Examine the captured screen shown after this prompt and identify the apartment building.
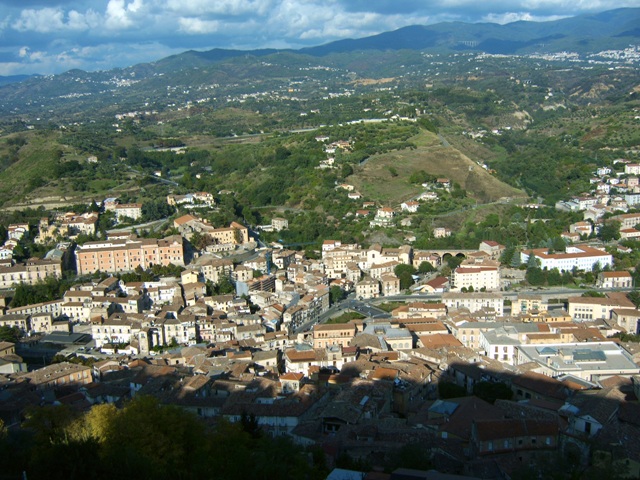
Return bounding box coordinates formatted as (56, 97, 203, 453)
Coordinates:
(520, 245, 612, 272)
(567, 292, 634, 321)
(0, 258, 62, 288)
(75, 235, 184, 274)
(452, 265, 500, 291)
(115, 203, 143, 221)
(596, 271, 633, 289)
(313, 322, 357, 348)
(443, 292, 504, 316)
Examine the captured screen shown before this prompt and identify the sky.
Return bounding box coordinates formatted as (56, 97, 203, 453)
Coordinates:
(0, 0, 639, 76)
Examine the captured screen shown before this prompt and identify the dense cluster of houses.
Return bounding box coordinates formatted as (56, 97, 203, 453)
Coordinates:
(556, 161, 640, 239)
(1, 174, 640, 476)
(2, 282, 640, 477)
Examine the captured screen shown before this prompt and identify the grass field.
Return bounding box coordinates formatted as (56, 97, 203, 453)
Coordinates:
(349, 130, 527, 205)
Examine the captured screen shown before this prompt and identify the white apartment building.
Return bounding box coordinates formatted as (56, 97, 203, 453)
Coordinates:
(452, 265, 500, 291)
(520, 245, 612, 272)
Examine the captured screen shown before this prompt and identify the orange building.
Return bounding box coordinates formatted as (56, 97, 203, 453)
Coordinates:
(75, 235, 184, 274)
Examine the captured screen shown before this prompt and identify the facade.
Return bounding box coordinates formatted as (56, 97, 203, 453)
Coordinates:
(520, 245, 613, 272)
(513, 294, 547, 315)
(0, 258, 62, 288)
(356, 277, 379, 299)
(612, 212, 640, 230)
(115, 203, 143, 221)
(611, 309, 640, 334)
(75, 235, 184, 274)
(452, 265, 500, 291)
(313, 322, 357, 349)
(443, 292, 504, 316)
(596, 271, 633, 289)
(568, 293, 634, 321)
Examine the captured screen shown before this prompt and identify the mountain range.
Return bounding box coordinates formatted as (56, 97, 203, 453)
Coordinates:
(0, 7, 638, 120)
(158, 7, 640, 66)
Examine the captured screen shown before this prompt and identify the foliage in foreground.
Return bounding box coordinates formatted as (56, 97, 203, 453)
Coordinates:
(2, 396, 327, 480)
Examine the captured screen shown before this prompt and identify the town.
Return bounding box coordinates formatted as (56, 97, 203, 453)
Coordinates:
(1, 151, 640, 478)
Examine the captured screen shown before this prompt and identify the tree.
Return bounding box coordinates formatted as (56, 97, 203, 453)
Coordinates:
(341, 163, 353, 178)
(330, 285, 346, 305)
(0, 326, 21, 342)
(500, 246, 516, 266)
(417, 261, 435, 274)
(546, 268, 562, 286)
(240, 411, 262, 439)
(394, 264, 416, 290)
(628, 290, 640, 308)
(526, 267, 546, 286)
(599, 220, 620, 242)
(216, 276, 236, 295)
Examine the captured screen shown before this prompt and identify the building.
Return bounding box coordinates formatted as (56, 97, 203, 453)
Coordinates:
(433, 227, 452, 238)
(115, 203, 143, 221)
(400, 201, 420, 213)
(380, 274, 401, 296)
(611, 309, 640, 334)
(452, 265, 500, 291)
(512, 294, 547, 315)
(20, 362, 92, 390)
(75, 235, 184, 275)
(596, 271, 633, 289)
(443, 292, 504, 316)
(520, 245, 612, 272)
(271, 217, 288, 231)
(313, 322, 357, 349)
(479, 240, 505, 259)
(568, 293, 634, 321)
(355, 277, 379, 299)
(515, 342, 640, 382)
(612, 212, 640, 230)
(61, 212, 99, 236)
(0, 258, 62, 288)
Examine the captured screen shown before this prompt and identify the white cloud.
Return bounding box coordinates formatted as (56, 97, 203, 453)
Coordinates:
(178, 17, 221, 35)
(165, 0, 274, 17)
(13, 7, 99, 33)
(13, 8, 66, 33)
(105, 0, 146, 30)
(482, 12, 569, 23)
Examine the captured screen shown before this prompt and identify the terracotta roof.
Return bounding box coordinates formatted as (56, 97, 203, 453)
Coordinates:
(474, 418, 558, 441)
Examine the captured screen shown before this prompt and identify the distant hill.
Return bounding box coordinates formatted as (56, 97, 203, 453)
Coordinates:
(299, 8, 640, 56)
(0, 74, 34, 87)
(0, 7, 638, 118)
